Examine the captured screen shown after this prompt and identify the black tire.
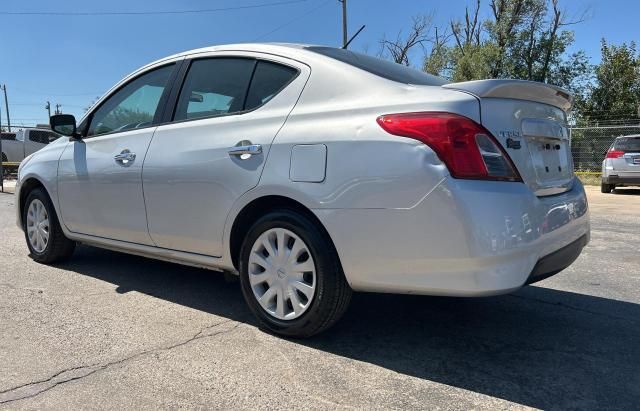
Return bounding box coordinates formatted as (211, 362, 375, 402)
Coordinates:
(1, 153, 7, 176)
(239, 209, 352, 338)
(23, 187, 76, 263)
(601, 182, 613, 193)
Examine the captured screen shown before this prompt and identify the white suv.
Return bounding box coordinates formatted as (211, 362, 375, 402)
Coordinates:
(601, 135, 640, 192)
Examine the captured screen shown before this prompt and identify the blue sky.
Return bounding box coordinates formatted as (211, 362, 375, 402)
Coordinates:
(1, 0, 637, 127)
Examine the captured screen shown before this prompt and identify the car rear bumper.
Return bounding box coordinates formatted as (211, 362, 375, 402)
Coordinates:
(602, 175, 640, 185)
(314, 177, 590, 296)
(525, 234, 588, 285)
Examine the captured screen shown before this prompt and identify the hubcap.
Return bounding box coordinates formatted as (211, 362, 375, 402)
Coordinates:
(26, 199, 49, 253)
(248, 228, 316, 320)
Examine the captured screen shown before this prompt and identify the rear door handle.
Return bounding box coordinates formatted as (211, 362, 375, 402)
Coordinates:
(228, 144, 262, 157)
(114, 149, 136, 165)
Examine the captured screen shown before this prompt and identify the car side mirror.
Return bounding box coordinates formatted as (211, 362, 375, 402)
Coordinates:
(50, 114, 79, 138)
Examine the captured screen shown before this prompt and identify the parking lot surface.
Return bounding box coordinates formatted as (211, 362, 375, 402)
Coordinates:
(1, 186, 639, 410)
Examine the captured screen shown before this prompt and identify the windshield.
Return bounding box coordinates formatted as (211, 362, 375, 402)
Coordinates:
(306, 46, 448, 86)
(614, 136, 640, 152)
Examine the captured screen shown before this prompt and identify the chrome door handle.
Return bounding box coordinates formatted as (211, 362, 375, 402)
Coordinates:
(114, 150, 136, 165)
(228, 144, 262, 157)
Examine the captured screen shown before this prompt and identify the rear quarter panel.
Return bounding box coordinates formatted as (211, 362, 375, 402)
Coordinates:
(256, 80, 481, 210)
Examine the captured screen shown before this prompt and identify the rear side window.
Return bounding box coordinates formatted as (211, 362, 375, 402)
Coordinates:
(174, 58, 256, 121)
(245, 61, 298, 110)
(614, 137, 640, 152)
(87, 64, 174, 137)
(1, 133, 16, 141)
(306, 46, 448, 86)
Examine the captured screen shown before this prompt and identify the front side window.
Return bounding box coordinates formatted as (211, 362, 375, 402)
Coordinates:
(87, 64, 174, 137)
(174, 58, 256, 121)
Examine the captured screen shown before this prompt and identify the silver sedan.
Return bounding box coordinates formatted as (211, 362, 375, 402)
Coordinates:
(15, 44, 590, 337)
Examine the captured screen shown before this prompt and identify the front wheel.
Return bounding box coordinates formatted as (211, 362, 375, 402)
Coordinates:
(23, 188, 76, 263)
(239, 209, 352, 338)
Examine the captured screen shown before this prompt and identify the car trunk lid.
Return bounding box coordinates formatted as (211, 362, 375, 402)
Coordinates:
(443, 79, 574, 196)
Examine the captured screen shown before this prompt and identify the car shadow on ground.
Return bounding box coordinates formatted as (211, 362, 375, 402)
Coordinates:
(612, 188, 640, 195)
(61, 245, 639, 409)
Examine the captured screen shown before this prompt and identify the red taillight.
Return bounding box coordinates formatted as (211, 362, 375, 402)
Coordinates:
(606, 150, 625, 159)
(376, 112, 522, 181)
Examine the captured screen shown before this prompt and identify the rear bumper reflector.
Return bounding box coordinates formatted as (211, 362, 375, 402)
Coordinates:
(525, 234, 588, 285)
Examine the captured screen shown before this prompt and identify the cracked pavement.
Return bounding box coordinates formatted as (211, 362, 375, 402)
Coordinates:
(1, 186, 639, 410)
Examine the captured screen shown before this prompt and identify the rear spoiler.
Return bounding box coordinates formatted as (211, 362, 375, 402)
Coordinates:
(442, 79, 572, 112)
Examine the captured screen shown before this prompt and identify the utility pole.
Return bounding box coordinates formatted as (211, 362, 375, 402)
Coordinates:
(55, 104, 62, 115)
(1, 85, 10, 131)
(45, 101, 51, 118)
(339, 0, 347, 48)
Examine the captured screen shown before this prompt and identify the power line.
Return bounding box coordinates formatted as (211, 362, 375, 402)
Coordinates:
(10, 87, 103, 97)
(12, 102, 85, 108)
(0, 0, 308, 16)
(255, 0, 331, 40)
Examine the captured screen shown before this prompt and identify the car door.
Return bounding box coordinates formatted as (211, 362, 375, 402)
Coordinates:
(143, 53, 309, 256)
(57, 63, 177, 244)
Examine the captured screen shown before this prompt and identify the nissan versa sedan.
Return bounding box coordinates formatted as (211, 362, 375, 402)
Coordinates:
(601, 134, 640, 192)
(15, 43, 590, 337)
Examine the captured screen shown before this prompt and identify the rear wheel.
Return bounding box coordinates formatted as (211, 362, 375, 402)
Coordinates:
(239, 209, 351, 338)
(23, 188, 75, 263)
(1, 153, 7, 176)
(601, 182, 613, 193)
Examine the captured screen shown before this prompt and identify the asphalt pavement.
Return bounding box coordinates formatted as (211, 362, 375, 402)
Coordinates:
(1, 186, 639, 410)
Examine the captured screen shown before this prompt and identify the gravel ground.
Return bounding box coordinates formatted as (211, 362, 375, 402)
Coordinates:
(0, 186, 639, 410)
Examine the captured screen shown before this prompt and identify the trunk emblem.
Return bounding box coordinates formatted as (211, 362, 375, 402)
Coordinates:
(506, 137, 521, 149)
(499, 130, 522, 139)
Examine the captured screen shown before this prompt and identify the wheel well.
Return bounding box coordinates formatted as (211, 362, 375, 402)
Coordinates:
(229, 195, 334, 270)
(18, 178, 46, 226)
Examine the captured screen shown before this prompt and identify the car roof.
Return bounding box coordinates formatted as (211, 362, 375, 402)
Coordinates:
(149, 43, 315, 67)
(616, 134, 640, 139)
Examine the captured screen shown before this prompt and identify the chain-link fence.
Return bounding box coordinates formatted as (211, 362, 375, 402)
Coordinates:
(570, 124, 640, 173)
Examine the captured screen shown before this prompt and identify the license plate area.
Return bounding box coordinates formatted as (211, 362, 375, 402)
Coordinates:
(632, 156, 640, 165)
(526, 137, 572, 183)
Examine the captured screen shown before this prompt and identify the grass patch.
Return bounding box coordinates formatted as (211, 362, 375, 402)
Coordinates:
(576, 172, 601, 186)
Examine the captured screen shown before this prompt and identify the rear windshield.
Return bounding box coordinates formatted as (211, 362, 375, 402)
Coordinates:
(1, 132, 16, 141)
(306, 46, 448, 86)
(614, 136, 640, 152)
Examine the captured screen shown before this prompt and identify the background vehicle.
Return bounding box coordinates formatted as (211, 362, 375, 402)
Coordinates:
(15, 44, 589, 338)
(1, 128, 60, 163)
(601, 134, 640, 192)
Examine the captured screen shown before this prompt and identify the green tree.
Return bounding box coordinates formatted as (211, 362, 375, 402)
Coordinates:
(585, 40, 640, 122)
(439, 0, 590, 84)
(378, 0, 604, 119)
